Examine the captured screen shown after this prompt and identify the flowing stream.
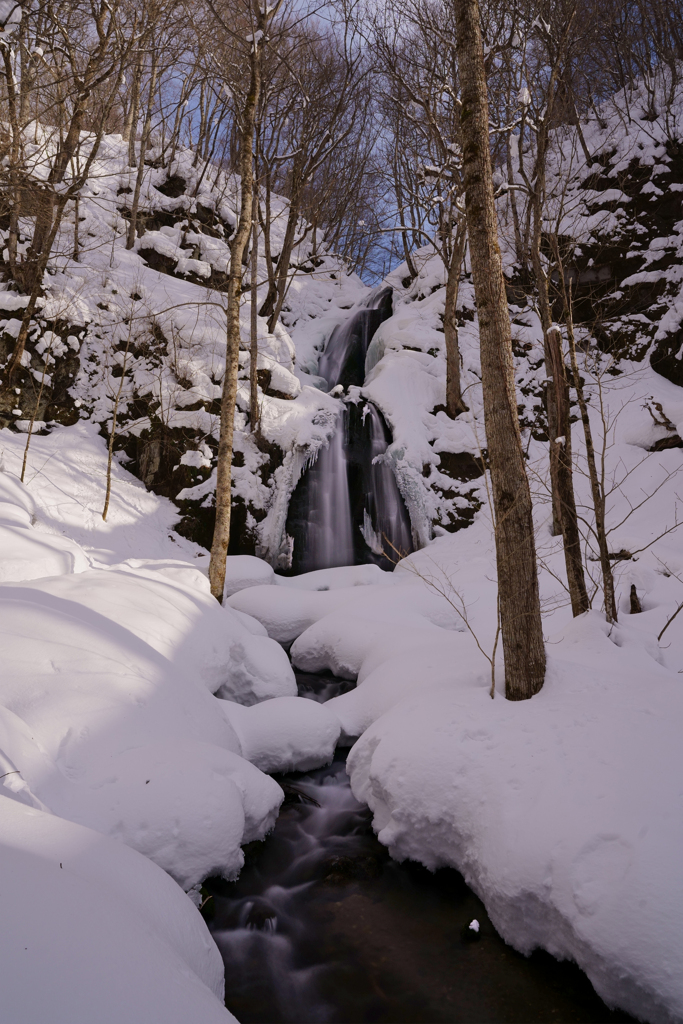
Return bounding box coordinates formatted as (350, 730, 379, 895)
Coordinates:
(204, 671, 634, 1024)
(286, 290, 413, 574)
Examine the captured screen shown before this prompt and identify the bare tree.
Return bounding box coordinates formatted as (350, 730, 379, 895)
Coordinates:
(205, 0, 281, 600)
(1, 1, 133, 379)
(454, 0, 546, 700)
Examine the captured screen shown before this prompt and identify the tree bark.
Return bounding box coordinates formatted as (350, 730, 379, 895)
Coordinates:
(564, 292, 617, 623)
(546, 325, 589, 616)
(250, 188, 260, 434)
(444, 224, 468, 417)
(454, 0, 546, 700)
(127, 51, 159, 250)
(209, 41, 262, 601)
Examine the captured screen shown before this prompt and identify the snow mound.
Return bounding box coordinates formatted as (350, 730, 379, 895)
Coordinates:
(0, 797, 234, 1024)
(0, 470, 91, 581)
(346, 612, 683, 1024)
(223, 553, 276, 598)
(276, 563, 394, 590)
(0, 568, 291, 885)
(221, 696, 341, 774)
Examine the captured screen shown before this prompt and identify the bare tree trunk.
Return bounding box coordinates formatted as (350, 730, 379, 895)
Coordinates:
(564, 289, 617, 623)
(261, 179, 301, 331)
(531, 200, 562, 536)
(546, 325, 589, 615)
(103, 332, 132, 520)
(127, 52, 159, 250)
(209, 45, 262, 601)
(444, 224, 468, 418)
(126, 55, 142, 165)
(250, 188, 260, 434)
(2, 44, 21, 281)
(455, 0, 545, 700)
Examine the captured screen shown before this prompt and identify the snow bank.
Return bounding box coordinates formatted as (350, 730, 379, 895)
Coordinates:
(0, 470, 91, 580)
(0, 562, 293, 885)
(223, 553, 276, 597)
(0, 458, 312, 1022)
(345, 611, 683, 1024)
(0, 797, 234, 1024)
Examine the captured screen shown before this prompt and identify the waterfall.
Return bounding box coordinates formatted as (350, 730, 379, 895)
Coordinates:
(286, 288, 413, 574)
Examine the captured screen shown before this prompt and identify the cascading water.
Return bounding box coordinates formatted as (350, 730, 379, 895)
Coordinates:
(286, 288, 414, 574)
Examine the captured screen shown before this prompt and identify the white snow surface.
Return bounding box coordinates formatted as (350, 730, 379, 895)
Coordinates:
(0, 797, 234, 1024)
(0, 433, 343, 1022)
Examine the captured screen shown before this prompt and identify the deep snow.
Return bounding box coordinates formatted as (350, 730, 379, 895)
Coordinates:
(0, 427, 341, 1021)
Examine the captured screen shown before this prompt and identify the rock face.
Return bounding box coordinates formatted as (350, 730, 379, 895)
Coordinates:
(548, 140, 683, 385)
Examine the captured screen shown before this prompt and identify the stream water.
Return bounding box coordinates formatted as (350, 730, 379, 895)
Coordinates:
(204, 672, 635, 1024)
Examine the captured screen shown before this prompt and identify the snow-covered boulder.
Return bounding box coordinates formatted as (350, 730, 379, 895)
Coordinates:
(0, 567, 290, 888)
(223, 553, 276, 598)
(221, 696, 341, 774)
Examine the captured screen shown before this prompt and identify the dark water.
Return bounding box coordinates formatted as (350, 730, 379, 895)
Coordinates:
(203, 672, 634, 1024)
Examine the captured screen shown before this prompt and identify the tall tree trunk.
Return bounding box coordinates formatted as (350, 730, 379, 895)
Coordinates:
(127, 55, 142, 165)
(209, 48, 262, 601)
(546, 325, 589, 616)
(454, 0, 546, 700)
(261, 182, 301, 331)
(531, 201, 565, 538)
(127, 52, 159, 250)
(444, 224, 468, 417)
(250, 188, 260, 434)
(563, 289, 617, 623)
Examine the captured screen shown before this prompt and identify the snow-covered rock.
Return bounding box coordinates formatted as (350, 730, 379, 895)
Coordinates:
(220, 696, 341, 774)
(223, 553, 276, 597)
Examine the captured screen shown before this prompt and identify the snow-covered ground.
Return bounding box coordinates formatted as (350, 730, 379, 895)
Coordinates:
(0, 425, 341, 1022)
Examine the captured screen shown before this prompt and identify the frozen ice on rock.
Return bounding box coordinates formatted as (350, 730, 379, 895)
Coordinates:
(220, 696, 341, 774)
(223, 553, 276, 598)
(0, 798, 235, 1024)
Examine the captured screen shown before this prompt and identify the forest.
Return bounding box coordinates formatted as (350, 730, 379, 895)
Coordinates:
(0, 0, 682, 1021)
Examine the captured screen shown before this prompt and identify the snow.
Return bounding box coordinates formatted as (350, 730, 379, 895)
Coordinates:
(221, 696, 341, 774)
(0, 449, 321, 1021)
(0, 798, 234, 1024)
(223, 553, 276, 597)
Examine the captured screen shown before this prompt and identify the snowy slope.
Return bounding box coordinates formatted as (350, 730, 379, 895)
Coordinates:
(0, 133, 367, 566)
